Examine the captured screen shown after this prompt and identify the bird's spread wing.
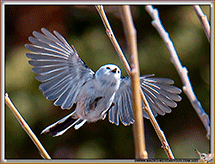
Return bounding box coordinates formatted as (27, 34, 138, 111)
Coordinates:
(109, 75, 182, 126)
(25, 28, 94, 109)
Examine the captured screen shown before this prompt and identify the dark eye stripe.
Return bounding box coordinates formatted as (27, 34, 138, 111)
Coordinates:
(106, 67, 110, 69)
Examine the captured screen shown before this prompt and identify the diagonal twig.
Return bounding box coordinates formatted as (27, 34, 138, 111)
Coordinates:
(5, 93, 51, 159)
(120, 5, 147, 159)
(96, 5, 175, 159)
(193, 5, 210, 43)
(95, 5, 131, 75)
(145, 5, 210, 140)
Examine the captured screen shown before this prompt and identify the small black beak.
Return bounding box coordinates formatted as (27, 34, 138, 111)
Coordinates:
(111, 68, 117, 73)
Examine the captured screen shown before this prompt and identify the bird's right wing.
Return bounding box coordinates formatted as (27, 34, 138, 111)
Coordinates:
(109, 75, 182, 126)
(25, 28, 95, 109)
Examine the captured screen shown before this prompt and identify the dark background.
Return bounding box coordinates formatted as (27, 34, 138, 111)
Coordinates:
(5, 5, 210, 159)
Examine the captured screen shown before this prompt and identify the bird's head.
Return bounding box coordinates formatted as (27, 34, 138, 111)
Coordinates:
(95, 64, 121, 83)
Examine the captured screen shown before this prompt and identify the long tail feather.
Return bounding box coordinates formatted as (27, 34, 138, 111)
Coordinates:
(41, 111, 85, 137)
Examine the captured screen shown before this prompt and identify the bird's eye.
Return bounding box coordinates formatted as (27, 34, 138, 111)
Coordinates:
(117, 70, 120, 73)
(106, 67, 110, 70)
(201, 154, 206, 158)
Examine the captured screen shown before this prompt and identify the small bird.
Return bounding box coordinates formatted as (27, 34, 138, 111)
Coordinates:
(195, 149, 214, 163)
(25, 28, 182, 137)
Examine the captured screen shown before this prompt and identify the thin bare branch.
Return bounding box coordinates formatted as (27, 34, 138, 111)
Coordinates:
(140, 91, 174, 159)
(5, 93, 51, 159)
(96, 5, 131, 75)
(193, 5, 210, 43)
(145, 5, 210, 139)
(96, 5, 175, 159)
(120, 5, 147, 159)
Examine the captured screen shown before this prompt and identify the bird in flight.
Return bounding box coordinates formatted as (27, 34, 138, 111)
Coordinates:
(25, 28, 181, 137)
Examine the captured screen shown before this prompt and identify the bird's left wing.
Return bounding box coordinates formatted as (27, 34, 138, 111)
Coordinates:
(25, 28, 95, 109)
(109, 75, 182, 126)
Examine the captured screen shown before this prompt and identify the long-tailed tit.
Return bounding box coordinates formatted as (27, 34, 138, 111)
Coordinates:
(25, 28, 181, 137)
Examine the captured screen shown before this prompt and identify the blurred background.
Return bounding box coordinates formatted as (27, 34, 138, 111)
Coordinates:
(5, 5, 210, 159)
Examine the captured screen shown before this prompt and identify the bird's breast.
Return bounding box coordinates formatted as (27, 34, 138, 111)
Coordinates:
(75, 79, 117, 122)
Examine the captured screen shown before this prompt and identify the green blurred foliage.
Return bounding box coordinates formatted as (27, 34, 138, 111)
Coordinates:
(5, 5, 210, 159)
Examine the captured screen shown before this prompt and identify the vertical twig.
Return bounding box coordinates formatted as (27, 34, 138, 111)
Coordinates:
(120, 5, 147, 159)
(96, 5, 175, 159)
(193, 5, 210, 43)
(145, 5, 210, 139)
(5, 93, 51, 159)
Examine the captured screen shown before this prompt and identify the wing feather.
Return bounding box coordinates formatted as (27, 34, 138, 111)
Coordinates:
(109, 75, 181, 125)
(26, 28, 94, 110)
